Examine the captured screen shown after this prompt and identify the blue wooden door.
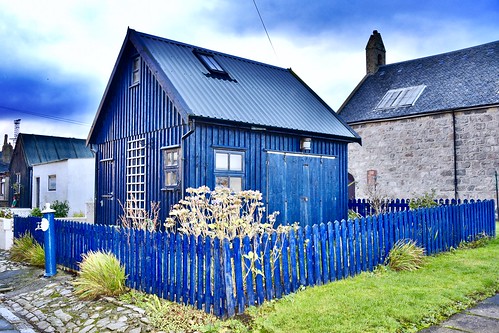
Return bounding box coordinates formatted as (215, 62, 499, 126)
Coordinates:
(266, 152, 339, 227)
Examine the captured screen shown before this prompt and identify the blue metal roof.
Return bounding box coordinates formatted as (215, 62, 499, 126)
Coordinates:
(338, 40, 499, 123)
(17, 133, 93, 167)
(127, 30, 359, 141)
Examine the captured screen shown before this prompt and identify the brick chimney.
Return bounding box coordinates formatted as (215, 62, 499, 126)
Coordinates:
(2, 134, 13, 164)
(366, 30, 386, 74)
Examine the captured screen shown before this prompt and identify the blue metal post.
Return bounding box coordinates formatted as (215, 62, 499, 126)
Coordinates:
(42, 204, 57, 277)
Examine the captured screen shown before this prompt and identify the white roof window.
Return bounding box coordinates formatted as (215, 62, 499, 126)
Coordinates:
(375, 85, 426, 110)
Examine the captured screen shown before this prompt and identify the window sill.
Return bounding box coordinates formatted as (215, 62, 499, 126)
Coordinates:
(161, 187, 179, 192)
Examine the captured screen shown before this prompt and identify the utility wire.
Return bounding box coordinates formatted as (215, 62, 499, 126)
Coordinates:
(0, 105, 91, 126)
(252, 0, 280, 62)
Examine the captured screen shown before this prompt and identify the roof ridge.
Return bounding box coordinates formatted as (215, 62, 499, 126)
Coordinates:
(378, 39, 498, 69)
(131, 29, 290, 72)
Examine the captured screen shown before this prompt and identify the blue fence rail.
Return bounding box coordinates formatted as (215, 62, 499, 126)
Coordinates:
(14, 200, 496, 318)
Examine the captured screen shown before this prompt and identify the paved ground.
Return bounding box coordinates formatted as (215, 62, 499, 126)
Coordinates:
(419, 294, 499, 333)
(0, 251, 154, 333)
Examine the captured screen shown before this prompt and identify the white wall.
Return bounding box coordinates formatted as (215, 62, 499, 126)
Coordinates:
(32, 158, 95, 216)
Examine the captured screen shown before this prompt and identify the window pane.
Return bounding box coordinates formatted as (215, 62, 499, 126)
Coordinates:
(229, 154, 242, 171)
(215, 153, 229, 170)
(215, 176, 229, 188)
(165, 171, 177, 186)
(48, 175, 56, 191)
(229, 177, 242, 192)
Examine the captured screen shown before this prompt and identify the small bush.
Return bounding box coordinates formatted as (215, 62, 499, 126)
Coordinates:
(52, 200, 70, 218)
(409, 190, 439, 210)
(30, 207, 43, 217)
(73, 251, 126, 300)
(72, 211, 85, 218)
(0, 208, 13, 219)
(459, 233, 491, 249)
(348, 209, 362, 220)
(386, 239, 425, 271)
(10, 233, 37, 262)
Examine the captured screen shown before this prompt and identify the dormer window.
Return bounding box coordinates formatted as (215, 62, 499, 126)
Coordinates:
(195, 51, 226, 74)
(132, 56, 140, 85)
(375, 85, 425, 110)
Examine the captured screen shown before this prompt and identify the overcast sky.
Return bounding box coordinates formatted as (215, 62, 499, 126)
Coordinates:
(0, 0, 498, 141)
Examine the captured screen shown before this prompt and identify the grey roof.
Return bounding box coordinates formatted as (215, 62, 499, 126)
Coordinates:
(338, 40, 499, 123)
(17, 133, 93, 167)
(105, 29, 359, 141)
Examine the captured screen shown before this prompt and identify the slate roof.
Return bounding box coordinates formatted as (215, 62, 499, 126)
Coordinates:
(16, 134, 93, 167)
(338, 40, 499, 124)
(90, 29, 360, 142)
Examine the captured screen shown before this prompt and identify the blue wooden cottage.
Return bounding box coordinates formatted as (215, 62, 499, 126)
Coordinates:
(87, 29, 360, 227)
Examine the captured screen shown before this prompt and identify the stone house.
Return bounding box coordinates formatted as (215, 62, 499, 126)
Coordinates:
(338, 31, 499, 200)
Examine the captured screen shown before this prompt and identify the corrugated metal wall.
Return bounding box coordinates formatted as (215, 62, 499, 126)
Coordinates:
(92, 46, 186, 225)
(184, 121, 350, 224)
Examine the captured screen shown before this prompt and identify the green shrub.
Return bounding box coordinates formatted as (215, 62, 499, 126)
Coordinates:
(459, 233, 491, 249)
(10, 233, 37, 262)
(72, 211, 85, 218)
(348, 209, 362, 220)
(73, 251, 127, 300)
(386, 239, 425, 271)
(52, 200, 70, 218)
(0, 208, 13, 219)
(409, 190, 439, 210)
(30, 207, 43, 217)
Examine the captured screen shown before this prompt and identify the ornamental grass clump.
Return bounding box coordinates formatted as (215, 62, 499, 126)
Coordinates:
(73, 251, 127, 300)
(10, 233, 40, 263)
(27, 242, 45, 267)
(386, 239, 425, 271)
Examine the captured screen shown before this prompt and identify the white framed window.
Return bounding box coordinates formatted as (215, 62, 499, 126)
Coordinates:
(214, 150, 244, 192)
(375, 85, 425, 110)
(48, 175, 56, 191)
(126, 138, 146, 219)
(163, 147, 180, 188)
(132, 56, 140, 85)
(0, 177, 5, 196)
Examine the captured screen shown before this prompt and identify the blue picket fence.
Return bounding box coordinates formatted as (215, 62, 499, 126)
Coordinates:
(13, 200, 496, 318)
(348, 198, 466, 216)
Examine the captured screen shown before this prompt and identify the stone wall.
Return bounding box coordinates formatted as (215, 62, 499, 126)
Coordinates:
(348, 106, 499, 201)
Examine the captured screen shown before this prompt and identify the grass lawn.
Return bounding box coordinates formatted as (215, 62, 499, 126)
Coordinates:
(240, 234, 499, 333)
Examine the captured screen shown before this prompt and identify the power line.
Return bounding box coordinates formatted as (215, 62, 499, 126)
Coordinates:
(0, 105, 91, 126)
(252, 0, 279, 62)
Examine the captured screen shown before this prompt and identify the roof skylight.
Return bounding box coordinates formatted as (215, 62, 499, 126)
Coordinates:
(375, 85, 426, 110)
(196, 52, 225, 73)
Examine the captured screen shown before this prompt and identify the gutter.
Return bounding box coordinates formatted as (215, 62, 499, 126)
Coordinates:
(452, 111, 458, 200)
(180, 119, 196, 199)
